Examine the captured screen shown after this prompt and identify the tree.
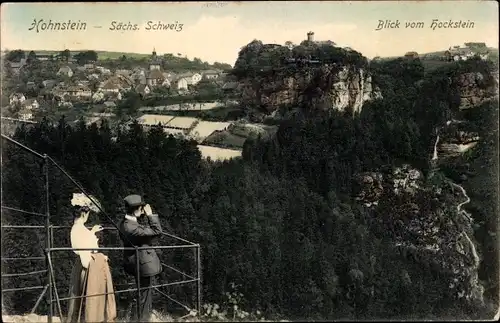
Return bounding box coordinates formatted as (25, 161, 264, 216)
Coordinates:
(117, 90, 142, 118)
(6, 49, 25, 62)
(284, 41, 295, 50)
(74, 50, 98, 64)
(89, 79, 100, 97)
(27, 51, 37, 64)
(60, 49, 71, 61)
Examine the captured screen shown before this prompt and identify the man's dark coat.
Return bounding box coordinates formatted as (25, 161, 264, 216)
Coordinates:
(119, 214, 163, 277)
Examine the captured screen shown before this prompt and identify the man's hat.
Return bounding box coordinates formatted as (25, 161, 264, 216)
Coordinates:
(123, 194, 146, 208)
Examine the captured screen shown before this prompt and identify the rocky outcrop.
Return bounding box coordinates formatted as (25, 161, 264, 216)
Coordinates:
(239, 64, 381, 118)
(454, 71, 498, 110)
(354, 164, 422, 207)
(437, 121, 480, 158)
(353, 163, 484, 306)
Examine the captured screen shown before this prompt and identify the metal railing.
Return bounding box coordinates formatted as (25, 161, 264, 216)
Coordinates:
(1, 133, 202, 322)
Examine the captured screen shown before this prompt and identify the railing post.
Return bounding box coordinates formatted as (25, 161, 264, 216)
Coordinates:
(44, 155, 53, 323)
(196, 244, 201, 318)
(135, 247, 141, 322)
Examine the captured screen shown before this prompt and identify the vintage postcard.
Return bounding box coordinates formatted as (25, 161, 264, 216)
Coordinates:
(1, 1, 499, 322)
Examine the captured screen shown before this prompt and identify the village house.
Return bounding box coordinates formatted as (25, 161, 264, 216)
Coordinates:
(174, 78, 189, 91)
(9, 93, 26, 105)
(52, 84, 91, 100)
(88, 73, 100, 80)
(404, 51, 419, 59)
(161, 73, 177, 87)
(84, 63, 95, 70)
(58, 101, 73, 108)
(100, 80, 122, 93)
(92, 91, 106, 103)
(26, 81, 36, 90)
(444, 43, 489, 62)
(115, 69, 132, 77)
(132, 67, 145, 74)
(67, 85, 92, 98)
(136, 84, 151, 96)
(176, 72, 202, 86)
(21, 99, 40, 110)
(36, 54, 53, 61)
(131, 70, 147, 85)
(57, 66, 74, 77)
(104, 91, 122, 101)
(96, 66, 112, 75)
(42, 80, 57, 89)
(100, 75, 133, 93)
(103, 101, 117, 110)
(163, 72, 177, 79)
(137, 75, 147, 85)
(161, 78, 171, 88)
(116, 74, 134, 91)
(18, 109, 34, 122)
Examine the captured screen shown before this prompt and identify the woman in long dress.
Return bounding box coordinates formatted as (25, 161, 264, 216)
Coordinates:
(67, 204, 104, 323)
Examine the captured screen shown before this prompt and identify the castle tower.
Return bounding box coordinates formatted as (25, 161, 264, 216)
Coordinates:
(307, 31, 314, 42)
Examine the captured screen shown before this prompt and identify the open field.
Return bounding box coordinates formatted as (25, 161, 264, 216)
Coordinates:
(421, 59, 454, 73)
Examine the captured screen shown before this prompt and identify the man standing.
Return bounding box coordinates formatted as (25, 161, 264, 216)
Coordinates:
(118, 194, 163, 322)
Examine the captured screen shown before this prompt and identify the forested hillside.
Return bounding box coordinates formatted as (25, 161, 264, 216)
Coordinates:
(1, 54, 498, 320)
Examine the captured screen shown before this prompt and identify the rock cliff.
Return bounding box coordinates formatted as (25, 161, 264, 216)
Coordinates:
(351, 62, 498, 307)
(238, 64, 381, 118)
(353, 163, 484, 306)
(232, 40, 382, 118)
(453, 70, 498, 110)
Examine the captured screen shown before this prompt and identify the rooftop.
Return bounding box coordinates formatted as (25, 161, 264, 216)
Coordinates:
(147, 69, 165, 79)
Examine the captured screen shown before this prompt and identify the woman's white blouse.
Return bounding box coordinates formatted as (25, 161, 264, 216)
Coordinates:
(70, 222, 99, 268)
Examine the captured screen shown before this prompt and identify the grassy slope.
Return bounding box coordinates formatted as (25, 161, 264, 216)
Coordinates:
(31, 50, 152, 60)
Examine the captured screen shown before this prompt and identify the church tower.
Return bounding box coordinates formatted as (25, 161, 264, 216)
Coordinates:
(149, 48, 161, 71)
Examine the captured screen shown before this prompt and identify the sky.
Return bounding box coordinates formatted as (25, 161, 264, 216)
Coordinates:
(1, 1, 498, 65)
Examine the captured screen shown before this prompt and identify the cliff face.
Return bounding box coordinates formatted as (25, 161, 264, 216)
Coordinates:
(350, 66, 498, 309)
(437, 68, 497, 156)
(454, 71, 498, 110)
(353, 164, 484, 306)
(238, 64, 382, 117)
